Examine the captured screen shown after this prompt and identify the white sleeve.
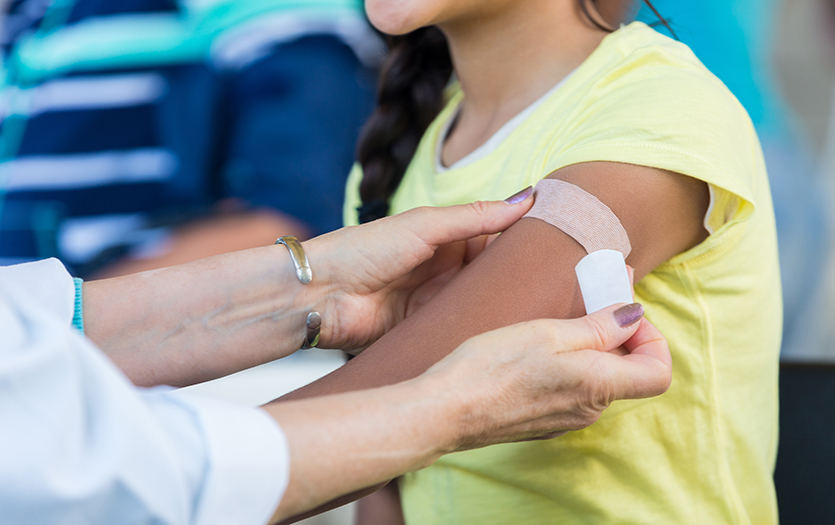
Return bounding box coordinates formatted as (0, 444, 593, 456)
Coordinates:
(0, 264, 289, 525)
(0, 258, 75, 323)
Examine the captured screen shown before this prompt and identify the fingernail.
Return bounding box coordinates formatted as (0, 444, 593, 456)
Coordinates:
(613, 303, 644, 328)
(504, 186, 533, 204)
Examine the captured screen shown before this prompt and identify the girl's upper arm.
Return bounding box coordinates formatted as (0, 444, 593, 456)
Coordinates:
(280, 161, 709, 400)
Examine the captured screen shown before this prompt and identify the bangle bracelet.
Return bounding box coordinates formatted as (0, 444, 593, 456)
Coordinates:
(275, 235, 313, 284)
(276, 236, 320, 349)
(302, 311, 321, 349)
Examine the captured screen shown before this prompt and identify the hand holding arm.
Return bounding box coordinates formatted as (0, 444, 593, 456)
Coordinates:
(275, 160, 707, 519)
(265, 303, 671, 523)
(82, 195, 533, 387)
(301, 190, 534, 352)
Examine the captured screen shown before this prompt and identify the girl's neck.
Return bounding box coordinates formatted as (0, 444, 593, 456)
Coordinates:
(439, 1, 608, 166)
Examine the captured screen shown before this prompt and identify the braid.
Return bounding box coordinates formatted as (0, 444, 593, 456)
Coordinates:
(356, 27, 452, 223)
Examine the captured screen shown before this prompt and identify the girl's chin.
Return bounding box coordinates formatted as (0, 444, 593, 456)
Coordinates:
(365, 1, 438, 36)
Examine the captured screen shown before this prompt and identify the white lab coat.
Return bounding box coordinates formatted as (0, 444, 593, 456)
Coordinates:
(0, 259, 289, 524)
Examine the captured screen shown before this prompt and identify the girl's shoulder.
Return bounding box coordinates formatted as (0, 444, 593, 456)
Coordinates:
(531, 22, 761, 206)
(580, 21, 741, 108)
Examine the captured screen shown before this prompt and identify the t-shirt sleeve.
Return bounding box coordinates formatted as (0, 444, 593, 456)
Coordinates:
(544, 47, 762, 236)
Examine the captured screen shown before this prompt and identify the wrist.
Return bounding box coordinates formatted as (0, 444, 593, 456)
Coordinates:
(296, 235, 339, 348)
(88, 244, 324, 387)
(266, 380, 455, 518)
(398, 376, 465, 459)
(274, 236, 326, 351)
(253, 243, 318, 353)
(410, 362, 494, 455)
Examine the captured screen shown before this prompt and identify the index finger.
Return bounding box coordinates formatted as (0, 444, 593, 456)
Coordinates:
(392, 192, 534, 248)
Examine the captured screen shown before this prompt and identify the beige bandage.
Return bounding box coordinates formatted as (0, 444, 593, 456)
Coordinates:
(524, 178, 633, 314)
(524, 178, 631, 258)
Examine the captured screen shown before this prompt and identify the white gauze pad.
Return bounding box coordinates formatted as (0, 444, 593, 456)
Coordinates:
(524, 179, 633, 313)
(575, 249, 633, 313)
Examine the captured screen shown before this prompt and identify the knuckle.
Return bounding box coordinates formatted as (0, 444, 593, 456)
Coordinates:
(570, 407, 603, 431)
(408, 206, 432, 222)
(465, 200, 492, 219)
(584, 355, 616, 410)
(561, 395, 605, 432)
(582, 314, 611, 351)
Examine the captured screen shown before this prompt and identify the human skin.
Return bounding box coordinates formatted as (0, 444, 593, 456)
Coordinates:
(276, 0, 709, 521)
(82, 197, 534, 387)
(76, 193, 672, 525)
(280, 164, 706, 399)
(267, 303, 671, 522)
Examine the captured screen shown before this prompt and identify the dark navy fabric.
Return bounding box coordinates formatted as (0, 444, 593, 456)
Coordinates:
(219, 35, 377, 236)
(65, 0, 178, 25)
(18, 103, 163, 156)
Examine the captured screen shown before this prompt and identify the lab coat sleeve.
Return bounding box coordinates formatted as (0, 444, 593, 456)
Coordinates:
(0, 258, 76, 323)
(0, 260, 289, 525)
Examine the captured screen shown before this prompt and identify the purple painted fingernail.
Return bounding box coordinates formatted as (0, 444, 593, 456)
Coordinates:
(504, 186, 533, 204)
(613, 303, 644, 328)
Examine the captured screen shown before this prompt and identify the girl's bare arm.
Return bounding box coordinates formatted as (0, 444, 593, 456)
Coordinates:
(281, 161, 708, 400)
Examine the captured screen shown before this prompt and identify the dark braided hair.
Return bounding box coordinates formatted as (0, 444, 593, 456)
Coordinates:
(356, 1, 671, 223)
(356, 27, 452, 224)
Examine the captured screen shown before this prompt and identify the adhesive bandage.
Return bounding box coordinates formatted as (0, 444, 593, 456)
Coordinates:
(524, 178, 633, 313)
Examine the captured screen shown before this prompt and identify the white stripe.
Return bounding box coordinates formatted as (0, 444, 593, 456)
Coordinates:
(57, 214, 174, 264)
(1, 148, 178, 191)
(58, 214, 147, 263)
(0, 73, 167, 120)
(211, 10, 385, 70)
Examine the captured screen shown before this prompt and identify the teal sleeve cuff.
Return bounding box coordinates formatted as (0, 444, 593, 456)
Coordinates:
(72, 277, 84, 334)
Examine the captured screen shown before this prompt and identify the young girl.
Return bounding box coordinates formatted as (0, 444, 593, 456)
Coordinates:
(283, 1, 782, 523)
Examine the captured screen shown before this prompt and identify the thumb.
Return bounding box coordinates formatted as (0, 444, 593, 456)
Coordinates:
(573, 302, 647, 353)
(396, 188, 534, 248)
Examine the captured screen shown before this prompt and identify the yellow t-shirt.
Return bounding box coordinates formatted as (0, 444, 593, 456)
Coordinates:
(344, 22, 781, 525)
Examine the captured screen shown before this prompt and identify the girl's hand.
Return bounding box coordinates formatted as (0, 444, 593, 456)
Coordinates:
(304, 190, 533, 352)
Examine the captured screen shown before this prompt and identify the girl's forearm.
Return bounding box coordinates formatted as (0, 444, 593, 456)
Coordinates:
(83, 245, 316, 387)
(280, 219, 588, 400)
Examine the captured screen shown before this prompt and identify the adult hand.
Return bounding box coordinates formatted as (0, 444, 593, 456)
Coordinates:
(420, 302, 672, 450)
(267, 302, 670, 522)
(304, 189, 533, 352)
(83, 192, 530, 387)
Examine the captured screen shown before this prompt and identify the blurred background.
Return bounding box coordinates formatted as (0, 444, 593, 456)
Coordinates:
(2, 0, 835, 523)
(775, 0, 835, 361)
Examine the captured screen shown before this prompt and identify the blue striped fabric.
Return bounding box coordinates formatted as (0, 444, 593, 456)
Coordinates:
(0, 0, 379, 276)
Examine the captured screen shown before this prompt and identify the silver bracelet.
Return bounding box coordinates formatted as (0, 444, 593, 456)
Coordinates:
(276, 236, 320, 349)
